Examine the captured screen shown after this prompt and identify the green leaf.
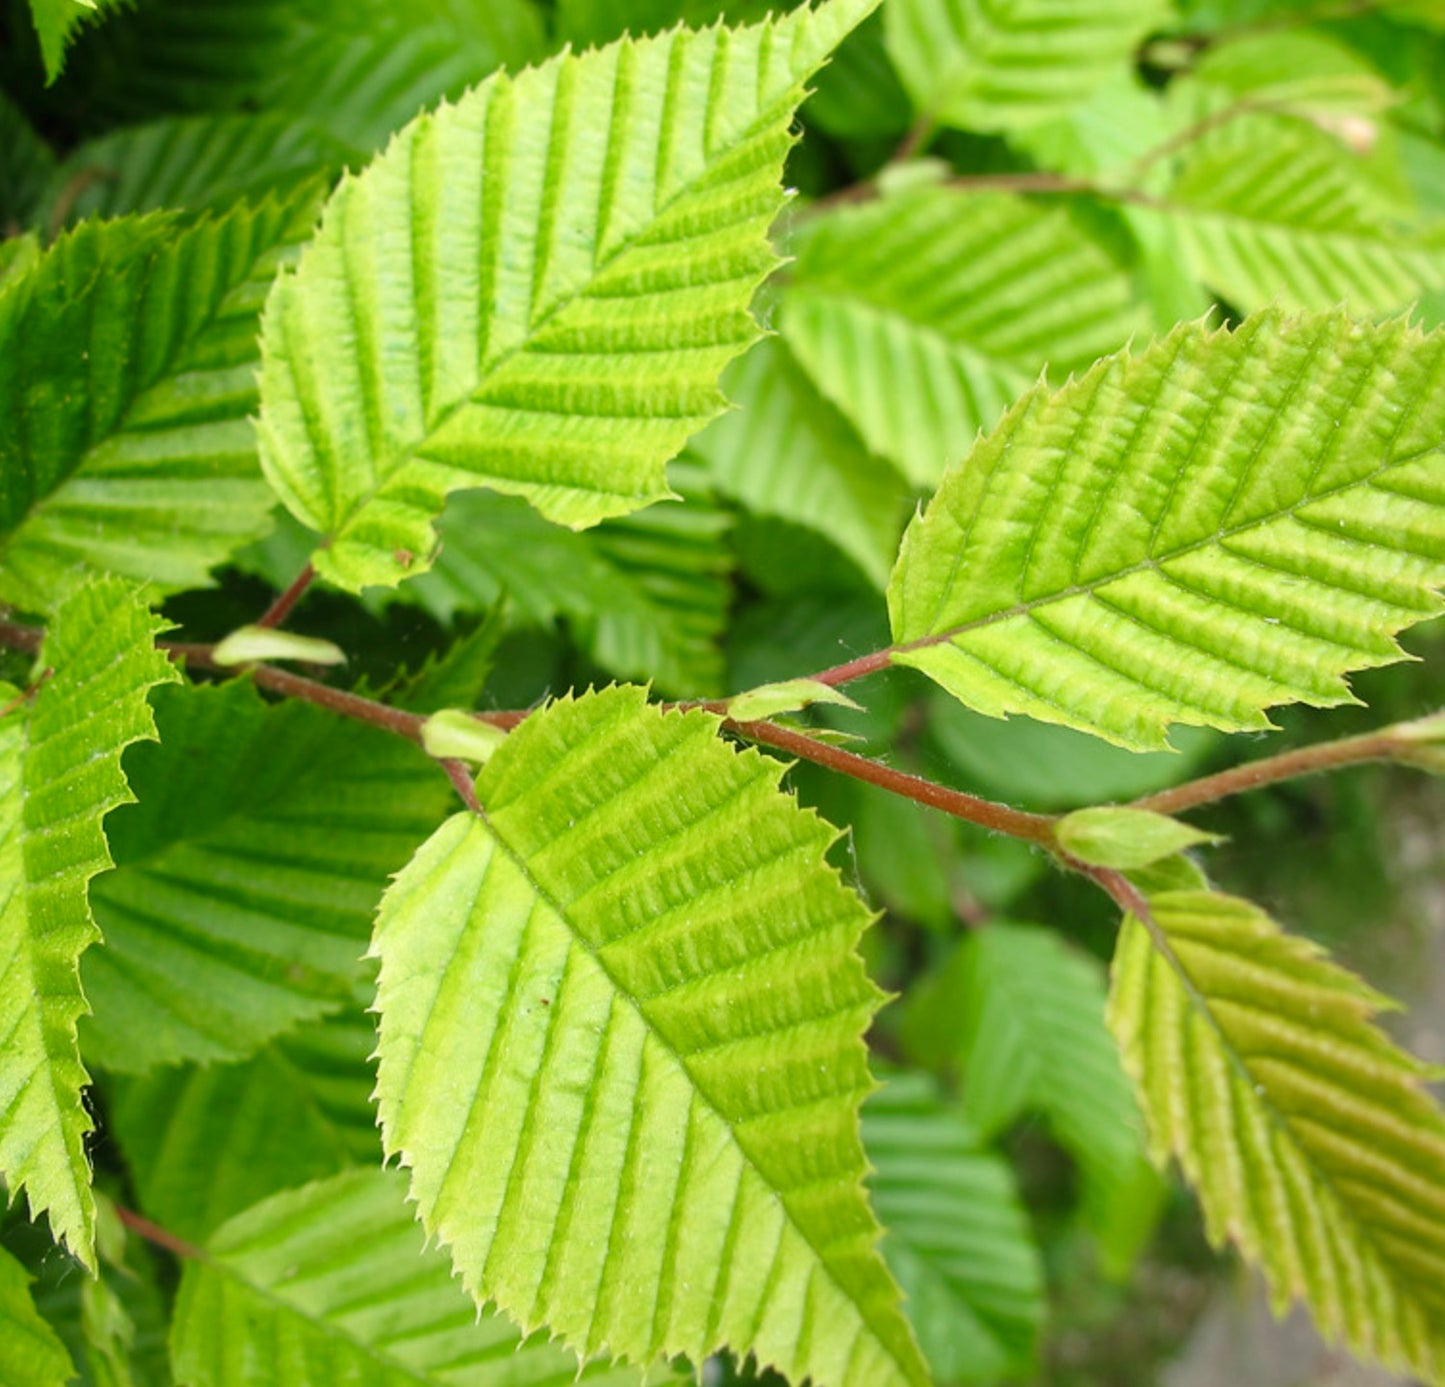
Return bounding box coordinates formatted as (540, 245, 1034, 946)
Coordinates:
(371, 685, 928, 1386)
(170, 1169, 662, 1387)
(883, 0, 1165, 131)
(692, 337, 911, 588)
(901, 924, 1146, 1212)
(107, 1012, 376, 1240)
(80, 679, 449, 1071)
(44, 0, 547, 156)
(27, 0, 126, 83)
(257, 0, 879, 592)
(865, 1072, 1043, 1384)
(401, 461, 733, 697)
(727, 678, 861, 722)
(0, 578, 177, 1268)
(1158, 112, 1445, 314)
(420, 709, 508, 765)
(41, 112, 349, 226)
(0, 1243, 74, 1386)
(210, 626, 346, 668)
(924, 696, 1220, 811)
(805, 10, 913, 138)
(1109, 887, 1445, 1381)
(0, 88, 56, 230)
(888, 309, 1445, 750)
(1056, 807, 1219, 870)
(0, 190, 323, 615)
(781, 185, 1143, 486)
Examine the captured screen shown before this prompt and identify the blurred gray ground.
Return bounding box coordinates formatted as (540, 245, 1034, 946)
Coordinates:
(1163, 803, 1443, 1387)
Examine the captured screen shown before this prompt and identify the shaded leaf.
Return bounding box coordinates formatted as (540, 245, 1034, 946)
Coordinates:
(884, 0, 1165, 131)
(0, 1243, 74, 1386)
(782, 184, 1143, 486)
(0, 191, 322, 615)
(80, 679, 449, 1071)
(865, 1072, 1043, 1384)
(170, 1169, 660, 1386)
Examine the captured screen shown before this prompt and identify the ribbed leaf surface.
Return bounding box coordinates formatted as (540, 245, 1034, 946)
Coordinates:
(108, 1010, 377, 1240)
(692, 338, 911, 588)
(43, 0, 545, 151)
(0, 193, 320, 615)
(0, 1244, 73, 1386)
(1162, 113, 1445, 314)
(404, 462, 732, 696)
(888, 309, 1445, 749)
(901, 924, 1144, 1203)
(883, 0, 1164, 131)
(79, 680, 449, 1072)
(0, 579, 176, 1267)
(258, 0, 877, 592)
(371, 685, 927, 1386)
(782, 184, 1143, 486)
(865, 1073, 1043, 1384)
(171, 1170, 660, 1387)
(42, 113, 348, 225)
(1109, 888, 1445, 1382)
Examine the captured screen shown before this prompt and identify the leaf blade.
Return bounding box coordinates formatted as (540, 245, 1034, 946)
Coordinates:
(258, 0, 879, 592)
(1108, 887, 1445, 1380)
(371, 685, 927, 1386)
(0, 578, 177, 1266)
(888, 309, 1445, 749)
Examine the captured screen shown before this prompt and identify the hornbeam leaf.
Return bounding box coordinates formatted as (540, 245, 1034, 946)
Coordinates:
(1158, 112, 1445, 314)
(691, 336, 911, 588)
(171, 1169, 664, 1386)
(0, 189, 323, 616)
(371, 685, 928, 1386)
(888, 309, 1445, 750)
(27, 0, 126, 83)
(883, 0, 1165, 132)
(257, 0, 879, 592)
(865, 1072, 1043, 1384)
(781, 184, 1144, 486)
(0, 579, 177, 1268)
(1108, 888, 1445, 1381)
(0, 1243, 74, 1386)
(80, 679, 450, 1071)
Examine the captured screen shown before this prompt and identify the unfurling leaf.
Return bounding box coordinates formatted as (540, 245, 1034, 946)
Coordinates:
(1056, 806, 1219, 869)
(0, 579, 177, 1267)
(419, 709, 508, 765)
(371, 685, 928, 1387)
(257, 0, 879, 592)
(727, 677, 862, 722)
(888, 310, 1445, 749)
(210, 625, 346, 667)
(1110, 888, 1445, 1382)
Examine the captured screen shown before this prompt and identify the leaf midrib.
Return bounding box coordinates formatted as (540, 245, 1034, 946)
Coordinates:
(316, 60, 802, 543)
(1131, 893, 1445, 1343)
(473, 789, 921, 1384)
(903, 439, 1443, 650)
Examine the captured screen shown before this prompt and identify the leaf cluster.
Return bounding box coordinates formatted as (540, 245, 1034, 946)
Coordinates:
(2, 0, 1445, 1385)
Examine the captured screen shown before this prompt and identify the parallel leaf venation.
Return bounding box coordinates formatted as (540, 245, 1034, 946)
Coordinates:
(888, 309, 1445, 748)
(258, 0, 878, 591)
(1110, 888, 1445, 1380)
(371, 685, 928, 1387)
